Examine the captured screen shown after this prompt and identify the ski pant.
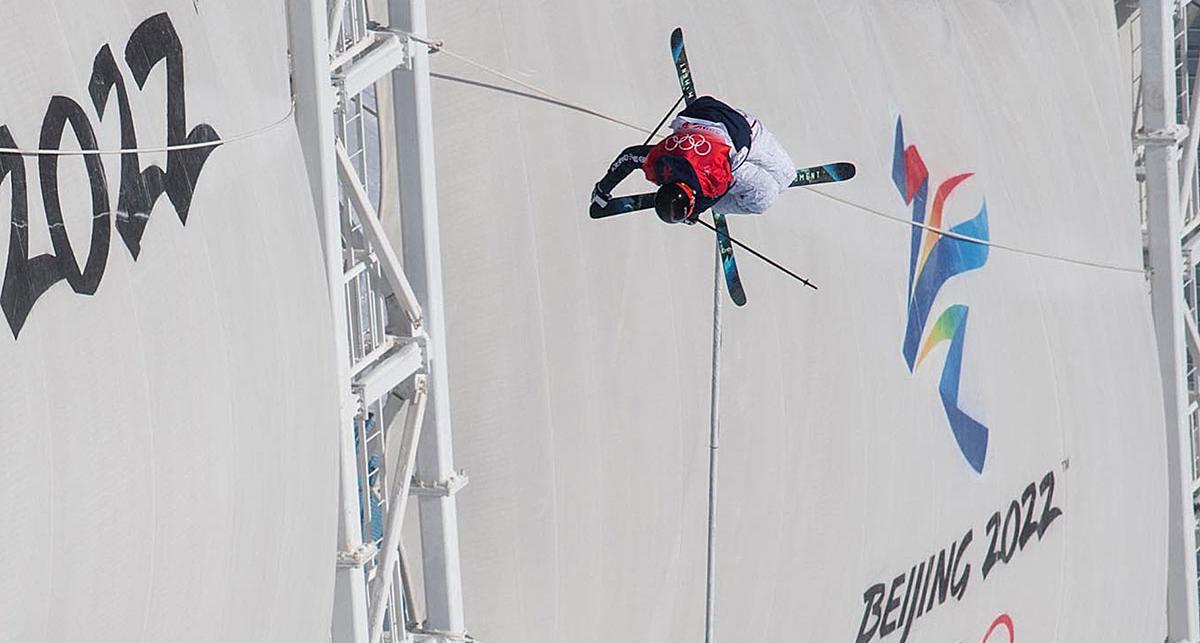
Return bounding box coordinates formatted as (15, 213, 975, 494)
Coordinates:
(713, 115, 796, 216)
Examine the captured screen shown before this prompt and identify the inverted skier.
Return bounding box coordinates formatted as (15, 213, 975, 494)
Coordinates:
(590, 95, 797, 224)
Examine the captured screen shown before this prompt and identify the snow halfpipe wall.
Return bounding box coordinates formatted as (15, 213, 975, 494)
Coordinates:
(425, 1, 1169, 641)
(0, 2, 339, 642)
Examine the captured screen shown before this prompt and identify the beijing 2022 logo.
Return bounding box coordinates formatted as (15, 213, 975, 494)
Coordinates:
(892, 117, 990, 473)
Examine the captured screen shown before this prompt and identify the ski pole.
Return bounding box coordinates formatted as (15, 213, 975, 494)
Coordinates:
(643, 95, 685, 145)
(694, 218, 818, 291)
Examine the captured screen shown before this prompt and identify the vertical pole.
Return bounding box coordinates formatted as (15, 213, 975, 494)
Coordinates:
(1141, 1, 1200, 640)
(388, 0, 467, 636)
(287, 1, 370, 642)
(705, 250, 722, 643)
(369, 377, 428, 643)
(1179, 52, 1200, 215)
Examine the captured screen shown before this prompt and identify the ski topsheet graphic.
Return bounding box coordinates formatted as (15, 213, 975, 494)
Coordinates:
(790, 162, 856, 187)
(712, 211, 747, 305)
(670, 27, 696, 103)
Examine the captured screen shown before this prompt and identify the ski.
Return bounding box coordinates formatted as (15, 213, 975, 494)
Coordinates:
(789, 161, 856, 187)
(670, 27, 696, 104)
(712, 212, 747, 305)
(671, 27, 745, 305)
(590, 161, 857, 219)
(589, 193, 655, 219)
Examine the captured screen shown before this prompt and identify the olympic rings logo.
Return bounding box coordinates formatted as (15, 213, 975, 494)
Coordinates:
(664, 132, 712, 156)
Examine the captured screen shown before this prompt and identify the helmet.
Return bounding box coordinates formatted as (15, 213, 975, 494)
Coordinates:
(655, 182, 695, 224)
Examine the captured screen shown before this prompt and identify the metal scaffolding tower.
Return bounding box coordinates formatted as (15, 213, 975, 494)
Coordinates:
(1136, 1, 1200, 640)
(287, 1, 468, 641)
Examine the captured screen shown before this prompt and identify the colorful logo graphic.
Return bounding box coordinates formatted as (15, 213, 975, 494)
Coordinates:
(892, 117, 990, 473)
(981, 613, 1014, 642)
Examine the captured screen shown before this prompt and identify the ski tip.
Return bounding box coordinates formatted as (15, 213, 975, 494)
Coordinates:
(731, 291, 747, 306)
(589, 203, 621, 219)
(830, 162, 857, 180)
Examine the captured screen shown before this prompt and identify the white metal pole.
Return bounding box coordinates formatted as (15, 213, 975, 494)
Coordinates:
(369, 376, 428, 643)
(328, 0, 349, 45)
(334, 142, 424, 324)
(1179, 46, 1200, 217)
(388, 0, 468, 636)
(704, 249, 722, 643)
(1141, 1, 1200, 641)
(287, 1, 370, 642)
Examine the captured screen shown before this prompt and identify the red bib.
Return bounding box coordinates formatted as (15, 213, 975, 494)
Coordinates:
(642, 128, 733, 198)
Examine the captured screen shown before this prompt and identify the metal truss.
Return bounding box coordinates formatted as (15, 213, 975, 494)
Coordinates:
(1134, 1, 1200, 639)
(288, 1, 468, 642)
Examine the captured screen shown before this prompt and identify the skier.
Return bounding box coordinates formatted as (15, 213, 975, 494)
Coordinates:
(590, 95, 797, 224)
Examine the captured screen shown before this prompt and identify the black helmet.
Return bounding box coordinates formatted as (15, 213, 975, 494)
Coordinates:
(655, 182, 695, 224)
